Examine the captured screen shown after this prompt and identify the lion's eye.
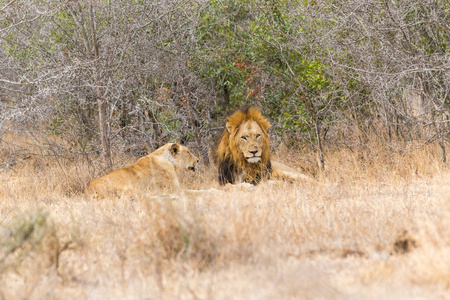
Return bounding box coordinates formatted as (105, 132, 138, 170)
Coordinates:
(255, 134, 261, 139)
(241, 136, 247, 141)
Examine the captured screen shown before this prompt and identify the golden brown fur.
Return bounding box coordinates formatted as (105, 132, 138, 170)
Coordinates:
(86, 143, 198, 198)
(214, 107, 272, 185)
(214, 107, 317, 186)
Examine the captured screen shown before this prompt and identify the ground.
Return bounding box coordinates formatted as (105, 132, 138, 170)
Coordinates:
(0, 146, 449, 299)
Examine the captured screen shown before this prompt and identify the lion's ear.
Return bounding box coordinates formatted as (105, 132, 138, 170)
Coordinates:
(170, 143, 180, 156)
(260, 119, 271, 132)
(226, 122, 233, 134)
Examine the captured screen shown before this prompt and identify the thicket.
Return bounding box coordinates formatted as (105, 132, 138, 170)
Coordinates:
(1, 0, 449, 168)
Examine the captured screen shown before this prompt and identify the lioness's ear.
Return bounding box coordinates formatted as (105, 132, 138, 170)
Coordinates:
(226, 122, 233, 134)
(170, 143, 180, 155)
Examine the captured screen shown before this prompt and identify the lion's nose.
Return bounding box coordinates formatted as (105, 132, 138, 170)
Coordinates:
(249, 149, 258, 155)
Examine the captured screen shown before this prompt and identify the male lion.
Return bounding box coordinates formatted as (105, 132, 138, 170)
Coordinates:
(86, 143, 199, 198)
(214, 106, 316, 186)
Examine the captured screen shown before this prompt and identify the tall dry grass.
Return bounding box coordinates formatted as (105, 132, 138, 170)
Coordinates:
(0, 137, 449, 299)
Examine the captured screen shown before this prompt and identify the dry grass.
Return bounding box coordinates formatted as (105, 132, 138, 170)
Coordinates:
(0, 139, 449, 299)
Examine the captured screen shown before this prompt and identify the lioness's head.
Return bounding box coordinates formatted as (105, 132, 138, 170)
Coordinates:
(214, 107, 272, 185)
(169, 143, 199, 171)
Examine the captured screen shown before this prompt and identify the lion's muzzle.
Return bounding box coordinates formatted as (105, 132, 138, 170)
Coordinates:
(246, 147, 261, 163)
(246, 156, 261, 164)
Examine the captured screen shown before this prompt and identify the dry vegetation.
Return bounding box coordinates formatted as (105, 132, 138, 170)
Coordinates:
(1, 1, 449, 298)
(0, 135, 449, 300)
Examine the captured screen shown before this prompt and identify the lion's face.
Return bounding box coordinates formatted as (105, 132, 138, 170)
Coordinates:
(215, 107, 272, 185)
(233, 120, 266, 164)
(170, 143, 199, 171)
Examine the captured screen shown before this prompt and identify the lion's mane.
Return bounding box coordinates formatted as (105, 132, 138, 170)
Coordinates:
(214, 107, 272, 185)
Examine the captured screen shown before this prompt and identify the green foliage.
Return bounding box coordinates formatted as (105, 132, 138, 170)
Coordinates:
(49, 116, 64, 135)
(193, 0, 340, 140)
(156, 106, 182, 138)
(2, 0, 447, 156)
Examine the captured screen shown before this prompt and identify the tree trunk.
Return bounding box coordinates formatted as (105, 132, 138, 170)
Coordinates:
(91, 4, 111, 167)
(314, 120, 325, 172)
(97, 94, 111, 167)
(69, 3, 112, 166)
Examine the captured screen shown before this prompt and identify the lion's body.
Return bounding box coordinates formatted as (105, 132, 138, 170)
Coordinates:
(271, 161, 317, 183)
(86, 143, 198, 198)
(214, 107, 316, 185)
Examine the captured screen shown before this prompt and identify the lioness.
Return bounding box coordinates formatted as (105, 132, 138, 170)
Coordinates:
(214, 106, 316, 185)
(86, 143, 199, 198)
